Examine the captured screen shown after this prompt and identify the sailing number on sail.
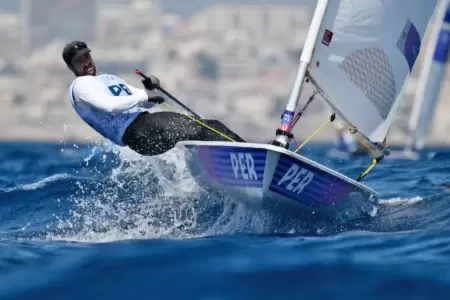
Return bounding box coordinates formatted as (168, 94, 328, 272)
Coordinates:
(230, 152, 258, 181)
(276, 164, 314, 194)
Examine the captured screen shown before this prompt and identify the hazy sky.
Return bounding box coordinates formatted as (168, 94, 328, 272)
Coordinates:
(162, 0, 315, 17)
(0, 0, 315, 16)
(0, 1, 20, 12)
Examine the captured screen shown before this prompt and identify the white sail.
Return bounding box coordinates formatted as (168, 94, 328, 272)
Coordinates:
(408, 0, 450, 150)
(308, 0, 439, 145)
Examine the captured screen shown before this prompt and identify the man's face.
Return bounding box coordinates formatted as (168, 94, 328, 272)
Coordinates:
(72, 52, 95, 76)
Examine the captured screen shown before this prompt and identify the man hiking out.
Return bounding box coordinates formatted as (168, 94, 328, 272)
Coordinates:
(63, 40, 245, 156)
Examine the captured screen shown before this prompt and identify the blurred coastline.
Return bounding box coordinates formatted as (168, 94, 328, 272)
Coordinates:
(1, 0, 449, 145)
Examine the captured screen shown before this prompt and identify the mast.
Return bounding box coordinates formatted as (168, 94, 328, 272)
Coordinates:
(272, 0, 329, 149)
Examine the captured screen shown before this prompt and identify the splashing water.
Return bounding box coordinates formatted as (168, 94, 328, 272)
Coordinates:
(45, 144, 278, 243)
(3, 142, 450, 299)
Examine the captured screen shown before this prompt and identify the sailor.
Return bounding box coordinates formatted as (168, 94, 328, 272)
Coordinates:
(62, 40, 245, 156)
(335, 128, 367, 155)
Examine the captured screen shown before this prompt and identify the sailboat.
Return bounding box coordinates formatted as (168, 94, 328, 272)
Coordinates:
(406, 0, 450, 158)
(176, 0, 438, 224)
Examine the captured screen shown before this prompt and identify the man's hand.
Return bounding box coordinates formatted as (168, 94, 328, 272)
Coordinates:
(148, 95, 165, 104)
(141, 74, 161, 90)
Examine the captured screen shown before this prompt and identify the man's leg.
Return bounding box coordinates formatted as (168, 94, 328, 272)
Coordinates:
(123, 112, 245, 156)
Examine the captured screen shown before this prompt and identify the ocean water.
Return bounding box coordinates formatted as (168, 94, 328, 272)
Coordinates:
(1, 141, 450, 299)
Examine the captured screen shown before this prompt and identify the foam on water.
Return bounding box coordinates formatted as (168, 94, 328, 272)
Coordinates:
(46, 145, 276, 243)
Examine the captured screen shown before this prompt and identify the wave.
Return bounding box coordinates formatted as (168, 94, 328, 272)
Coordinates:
(1, 143, 450, 244)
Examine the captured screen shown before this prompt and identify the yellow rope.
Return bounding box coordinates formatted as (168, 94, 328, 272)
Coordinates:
(356, 155, 384, 182)
(281, 108, 384, 182)
(334, 116, 381, 157)
(331, 116, 387, 181)
(294, 113, 335, 153)
(160, 99, 379, 163)
(161, 102, 237, 142)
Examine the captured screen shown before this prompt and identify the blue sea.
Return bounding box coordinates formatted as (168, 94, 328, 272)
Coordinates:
(1, 141, 450, 299)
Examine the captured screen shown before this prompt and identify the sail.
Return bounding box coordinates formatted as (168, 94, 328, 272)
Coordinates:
(408, 0, 450, 150)
(308, 0, 439, 143)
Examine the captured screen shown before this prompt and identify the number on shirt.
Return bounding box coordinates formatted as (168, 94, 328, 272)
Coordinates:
(108, 84, 132, 96)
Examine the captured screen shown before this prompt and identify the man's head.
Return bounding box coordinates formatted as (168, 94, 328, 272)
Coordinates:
(62, 41, 96, 76)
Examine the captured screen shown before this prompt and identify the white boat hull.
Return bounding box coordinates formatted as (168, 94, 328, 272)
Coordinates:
(176, 141, 379, 224)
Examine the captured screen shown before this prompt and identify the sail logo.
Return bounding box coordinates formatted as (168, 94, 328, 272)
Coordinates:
(276, 164, 314, 194)
(322, 29, 333, 46)
(397, 19, 421, 71)
(433, 29, 450, 63)
(230, 152, 258, 181)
